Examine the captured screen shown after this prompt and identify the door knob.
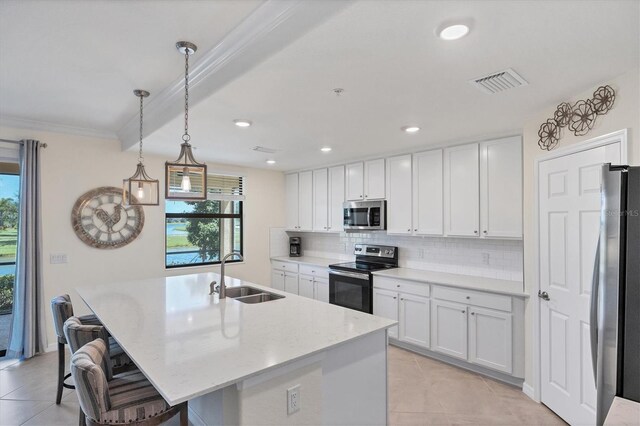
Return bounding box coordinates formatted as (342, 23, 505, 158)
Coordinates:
(538, 290, 550, 301)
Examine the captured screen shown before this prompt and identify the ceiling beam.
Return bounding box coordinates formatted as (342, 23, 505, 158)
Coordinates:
(117, 0, 352, 151)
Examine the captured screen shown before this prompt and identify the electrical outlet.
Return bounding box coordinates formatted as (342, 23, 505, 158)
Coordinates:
(287, 385, 300, 414)
(50, 253, 68, 264)
(482, 252, 490, 265)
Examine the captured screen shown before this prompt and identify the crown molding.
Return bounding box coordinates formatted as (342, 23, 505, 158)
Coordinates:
(0, 115, 117, 140)
(117, 0, 352, 151)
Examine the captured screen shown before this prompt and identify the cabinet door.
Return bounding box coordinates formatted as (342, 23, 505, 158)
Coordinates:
(314, 278, 329, 303)
(386, 155, 413, 234)
(444, 143, 480, 237)
(431, 299, 468, 360)
(480, 137, 522, 238)
(313, 168, 329, 231)
(399, 293, 430, 348)
(413, 149, 443, 235)
(373, 288, 398, 339)
(364, 159, 386, 199)
(298, 171, 313, 231)
(285, 173, 299, 230)
(271, 270, 285, 291)
(328, 165, 345, 232)
(298, 275, 315, 299)
(284, 273, 299, 295)
(346, 162, 364, 201)
(469, 307, 513, 373)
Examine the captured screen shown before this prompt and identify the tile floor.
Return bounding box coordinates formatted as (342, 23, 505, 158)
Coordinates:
(0, 346, 565, 425)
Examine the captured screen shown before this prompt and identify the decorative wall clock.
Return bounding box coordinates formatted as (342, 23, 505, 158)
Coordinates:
(71, 186, 145, 249)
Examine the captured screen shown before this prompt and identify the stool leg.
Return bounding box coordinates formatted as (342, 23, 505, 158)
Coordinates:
(56, 341, 65, 405)
(78, 408, 86, 426)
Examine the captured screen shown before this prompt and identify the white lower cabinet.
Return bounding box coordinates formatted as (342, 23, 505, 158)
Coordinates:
(298, 275, 315, 299)
(431, 299, 468, 360)
(284, 273, 299, 295)
(468, 306, 513, 374)
(314, 278, 329, 303)
(271, 261, 330, 302)
(373, 288, 399, 339)
(271, 270, 285, 291)
(399, 294, 430, 348)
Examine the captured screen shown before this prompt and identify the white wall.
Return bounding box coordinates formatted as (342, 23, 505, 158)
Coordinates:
(0, 125, 285, 347)
(521, 69, 640, 390)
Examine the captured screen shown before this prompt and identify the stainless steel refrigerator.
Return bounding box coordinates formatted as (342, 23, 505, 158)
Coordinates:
(593, 164, 640, 425)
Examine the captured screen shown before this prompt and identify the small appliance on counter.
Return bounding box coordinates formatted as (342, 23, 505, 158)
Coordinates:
(328, 244, 398, 313)
(289, 237, 302, 257)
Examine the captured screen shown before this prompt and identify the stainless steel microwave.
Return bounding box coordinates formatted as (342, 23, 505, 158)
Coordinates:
(343, 200, 386, 231)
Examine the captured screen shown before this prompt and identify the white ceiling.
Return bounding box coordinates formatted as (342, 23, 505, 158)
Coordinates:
(1, 0, 639, 171)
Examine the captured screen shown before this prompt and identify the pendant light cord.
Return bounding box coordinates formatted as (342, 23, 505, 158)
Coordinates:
(183, 49, 190, 143)
(138, 94, 144, 163)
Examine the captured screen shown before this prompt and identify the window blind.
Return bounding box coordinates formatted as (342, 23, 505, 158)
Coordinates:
(207, 174, 245, 201)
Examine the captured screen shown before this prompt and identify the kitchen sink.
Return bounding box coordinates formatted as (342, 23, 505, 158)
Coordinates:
(225, 286, 285, 304)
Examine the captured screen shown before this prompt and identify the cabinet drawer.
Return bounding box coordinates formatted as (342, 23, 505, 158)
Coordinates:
(271, 261, 299, 273)
(432, 286, 511, 312)
(299, 264, 329, 279)
(373, 277, 430, 297)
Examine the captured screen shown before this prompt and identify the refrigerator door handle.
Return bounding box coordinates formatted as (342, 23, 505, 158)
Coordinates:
(590, 235, 601, 383)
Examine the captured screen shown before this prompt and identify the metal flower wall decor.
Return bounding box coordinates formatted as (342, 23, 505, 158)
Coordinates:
(538, 85, 616, 151)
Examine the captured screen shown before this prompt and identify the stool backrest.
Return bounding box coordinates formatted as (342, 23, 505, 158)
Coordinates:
(51, 294, 73, 342)
(70, 338, 112, 422)
(63, 317, 111, 379)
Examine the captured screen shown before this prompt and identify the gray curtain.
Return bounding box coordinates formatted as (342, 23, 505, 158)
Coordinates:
(7, 140, 46, 359)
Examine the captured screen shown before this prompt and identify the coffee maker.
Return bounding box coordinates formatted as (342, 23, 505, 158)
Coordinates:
(289, 237, 301, 257)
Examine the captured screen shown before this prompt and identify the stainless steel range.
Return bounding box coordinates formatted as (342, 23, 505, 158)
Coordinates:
(329, 244, 398, 314)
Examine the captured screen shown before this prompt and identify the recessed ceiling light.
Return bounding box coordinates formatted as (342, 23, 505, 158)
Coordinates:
(438, 24, 469, 41)
(266, 159, 276, 165)
(234, 119, 252, 128)
(402, 126, 421, 134)
(321, 147, 332, 152)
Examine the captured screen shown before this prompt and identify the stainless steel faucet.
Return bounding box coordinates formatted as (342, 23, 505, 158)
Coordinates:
(214, 252, 244, 299)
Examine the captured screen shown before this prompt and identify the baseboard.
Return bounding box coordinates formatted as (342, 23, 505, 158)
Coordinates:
(390, 340, 524, 388)
(45, 342, 57, 353)
(522, 382, 538, 402)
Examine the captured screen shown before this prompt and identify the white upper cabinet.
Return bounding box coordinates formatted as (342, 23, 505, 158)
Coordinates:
(312, 169, 329, 231)
(413, 149, 443, 235)
(346, 162, 364, 200)
(298, 171, 313, 231)
(364, 159, 386, 200)
(480, 136, 522, 238)
(444, 143, 480, 237)
(285, 173, 299, 230)
(328, 165, 345, 232)
(386, 154, 413, 234)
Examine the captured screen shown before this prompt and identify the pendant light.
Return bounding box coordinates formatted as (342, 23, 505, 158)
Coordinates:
(123, 89, 160, 205)
(165, 41, 207, 200)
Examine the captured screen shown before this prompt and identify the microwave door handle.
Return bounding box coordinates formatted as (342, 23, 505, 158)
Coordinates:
(367, 208, 372, 227)
(590, 235, 601, 383)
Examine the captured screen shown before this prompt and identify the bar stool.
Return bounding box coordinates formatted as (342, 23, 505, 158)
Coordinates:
(70, 338, 187, 426)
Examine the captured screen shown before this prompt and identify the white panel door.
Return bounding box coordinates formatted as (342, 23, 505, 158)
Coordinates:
(285, 173, 299, 230)
(444, 143, 480, 237)
(539, 142, 622, 425)
(346, 162, 364, 200)
(328, 165, 345, 232)
(413, 149, 443, 235)
(399, 293, 430, 348)
(373, 288, 398, 339)
(468, 307, 513, 373)
(284, 273, 299, 295)
(480, 136, 523, 238)
(431, 299, 468, 360)
(313, 168, 329, 231)
(271, 270, 285, 291)
(314, 278, 329, 303)
(364, 159, 386, 200)
(386, 154, 413, 234)
(298, 171, 313, 231)
(298, 275, 315, 299)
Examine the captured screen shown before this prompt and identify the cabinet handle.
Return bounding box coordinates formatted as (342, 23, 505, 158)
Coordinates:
(400, 298, 404, 301)
(474, 230, 478, 234)
(360, 194, 363, 198)
(466, 296, 470, 299)
(393, 297, 397, 299)
(407, 229, 411, 232)
(414, 229, 417, 232)
(462, 310, 466, 313)
(471, 312, 475, 315)
(396, 284, 400, 288)
(483, 230, 488, 234)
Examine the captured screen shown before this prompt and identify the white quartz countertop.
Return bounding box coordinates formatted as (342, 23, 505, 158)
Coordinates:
(270, 256, 345, 268)
(76, 272, 395, 406)
(372, 268, 527, 297)
(605, 397, 640, 425)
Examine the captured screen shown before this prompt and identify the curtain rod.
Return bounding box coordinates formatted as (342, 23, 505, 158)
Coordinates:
(0, 138, 48, 148)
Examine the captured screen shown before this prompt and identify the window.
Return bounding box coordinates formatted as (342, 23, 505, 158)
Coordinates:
(165, 174, 244, 268)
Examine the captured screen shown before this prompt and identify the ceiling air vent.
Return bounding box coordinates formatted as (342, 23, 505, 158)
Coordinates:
(252, 146, 278, 154)
(469, 68, 528, 94)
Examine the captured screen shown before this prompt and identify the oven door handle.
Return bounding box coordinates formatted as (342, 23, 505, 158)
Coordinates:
(329, 270, 370, 280)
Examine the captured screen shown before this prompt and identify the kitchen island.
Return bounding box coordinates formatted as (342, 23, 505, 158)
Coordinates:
(76, 272, 395, 425)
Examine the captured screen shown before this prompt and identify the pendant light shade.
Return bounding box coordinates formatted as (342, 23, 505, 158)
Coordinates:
(123, 89, 159, 206)
(165, 41, 207, 200)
